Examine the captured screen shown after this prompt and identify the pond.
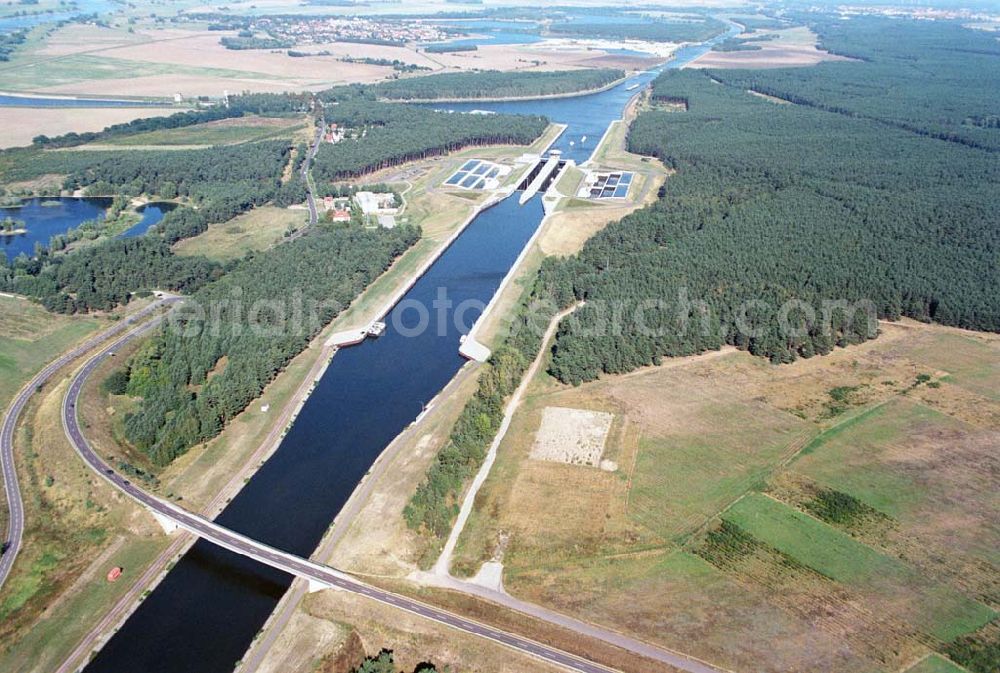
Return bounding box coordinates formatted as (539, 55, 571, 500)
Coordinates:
(0, 197, 175, 261)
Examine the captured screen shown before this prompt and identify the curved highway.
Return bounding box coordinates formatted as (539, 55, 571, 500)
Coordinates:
(0, 297, 179, 590)
(61, 310, 632, 673)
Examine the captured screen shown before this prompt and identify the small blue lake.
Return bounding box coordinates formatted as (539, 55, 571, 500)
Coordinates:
(1, 197, 109, 260)
(0, 198, 174, 261)
(121, 202, 177, 238)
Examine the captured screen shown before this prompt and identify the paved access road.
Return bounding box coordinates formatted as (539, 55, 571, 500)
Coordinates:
(0, 297, 179, 590)
(302, 112, 324, 226)
(62, 307, 630, 673)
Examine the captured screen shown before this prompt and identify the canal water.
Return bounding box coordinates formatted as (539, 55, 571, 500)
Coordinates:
(0, 198, 174, 261)
(0, 94, 166, 108)
(426, 27, 741, 163)
(84, 25, 739, 673)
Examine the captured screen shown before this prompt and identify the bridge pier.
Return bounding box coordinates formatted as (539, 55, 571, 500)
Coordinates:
(307, 578, 336, 593)
(151, 510, 179, 535)
(458, 335, 491, 363)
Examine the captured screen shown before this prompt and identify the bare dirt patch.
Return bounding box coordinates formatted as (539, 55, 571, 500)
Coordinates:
(509, 549, 873, 673)
(302, 589, 562, 673)
(425, 43, 629, 73)
(0, 107, 178, 149)
(689, 45, 849, 69)
(540, 202, 651, 256)
(33, 24, 149, 57)
(94, 31, 391, 82)
(688, 26, 856, 69)
(530, 406, 615, 469)
(255, 609, 351, 673)
(575, 54, 664, 71)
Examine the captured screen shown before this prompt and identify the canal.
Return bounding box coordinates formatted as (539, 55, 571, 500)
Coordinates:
(83, 25, 739, 673)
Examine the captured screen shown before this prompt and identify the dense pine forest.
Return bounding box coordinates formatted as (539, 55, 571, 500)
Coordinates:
(369, 68, 624, 100)
(0, 147, 125, 184)
(708, 16, 1000, 151)
(65, 140, 292, 213)
(120, 224, 419, 465)
(312, 102, 547, 180)
(0, 93, 547, 315)
(0, 139, 297, 311)
(0, 237, 220, 313)
(538, 17, 999, 385)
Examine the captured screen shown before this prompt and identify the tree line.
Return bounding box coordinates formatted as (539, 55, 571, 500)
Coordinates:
(423, 43, 477, 54)
(220, 36, 294, 50)
(535, 59, 999, 384)
(347, 650, 440, 673)
(311, 101, 547, 181)
(708, 15, 1000, 152)
(119, 224, 420, 465)
(0, 236, 219, 313)
(0, 29, 26, 61)
(369, 68, 624, 100)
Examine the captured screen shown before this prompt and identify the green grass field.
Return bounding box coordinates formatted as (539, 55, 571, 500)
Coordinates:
(726, 493, 995, 641)
(726, 493, 901, 583)
(628, 389, 810, 542)
(0, 296, 103, 409)
(172, 206, 308, 261)
(554, 164, 583, 195)
(104, 118, 304, 147)
(0, 533, 168, 673)
(792, 399, 969, 520)
(904, 654, 968, 673)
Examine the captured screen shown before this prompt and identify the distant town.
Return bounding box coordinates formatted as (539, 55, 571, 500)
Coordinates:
(204, 14, 456, 46)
